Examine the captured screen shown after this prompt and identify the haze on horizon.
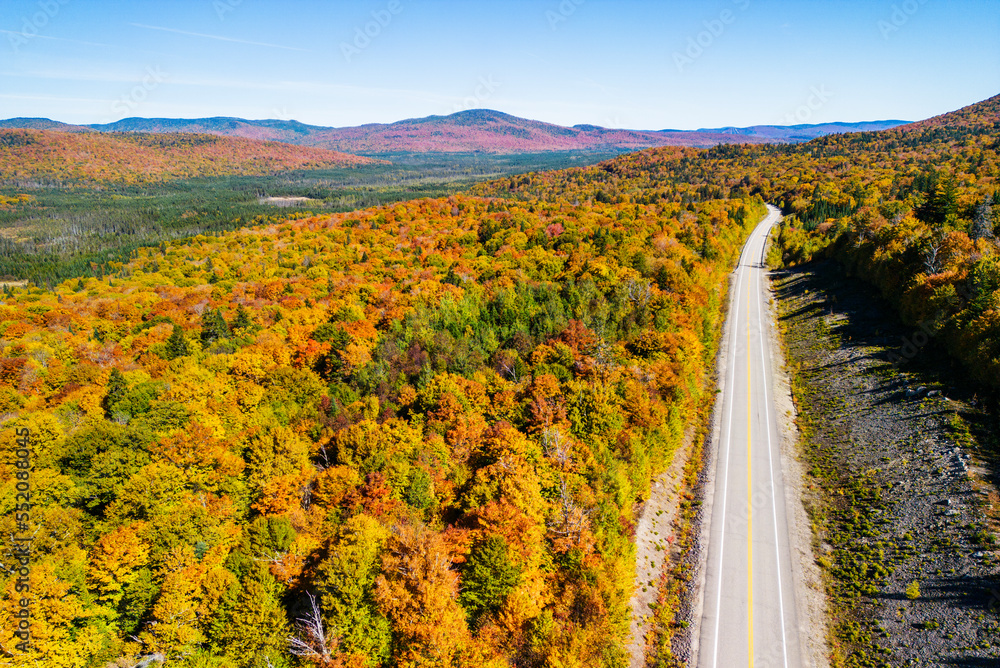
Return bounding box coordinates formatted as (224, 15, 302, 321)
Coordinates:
(1, 0, 998, 131)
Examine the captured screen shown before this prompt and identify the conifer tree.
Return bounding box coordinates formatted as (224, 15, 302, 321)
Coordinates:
(102, 368, 128, 418)
(165, 324, 190, 359)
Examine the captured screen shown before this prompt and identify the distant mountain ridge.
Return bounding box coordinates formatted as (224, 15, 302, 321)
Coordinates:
(695, 120, 909, 142)
(0, 128, 379, 184)
(0, 110, 911, 154)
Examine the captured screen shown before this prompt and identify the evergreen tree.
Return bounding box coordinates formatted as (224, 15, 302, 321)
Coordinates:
(231, 305, 255, 332)
(102, 368, 128, 418)
(200, 308, 230, 345)
(916, 177, 958, 227)
(165, 324, 190, 360)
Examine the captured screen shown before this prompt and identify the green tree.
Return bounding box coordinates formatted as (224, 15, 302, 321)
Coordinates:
(459, 535, 521, 623)
(231, 305, 256, 332)
(118, 567, 159, 636)
(213, 565, 291, 668)
(165, 324, 190, 359)
(314, 514, 392, 664)
(102, 368, 128, 418)
(201, 308, 230, 345)
(405, 468, 435, 510)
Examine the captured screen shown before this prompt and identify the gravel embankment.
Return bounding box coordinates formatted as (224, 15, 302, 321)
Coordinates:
(774, 260, 1000, 666)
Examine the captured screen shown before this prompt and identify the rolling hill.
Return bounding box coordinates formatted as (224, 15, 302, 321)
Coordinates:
(0, 129, 380, 184)
(0, 110, 910, 155)
(897, 92, 1000, 131)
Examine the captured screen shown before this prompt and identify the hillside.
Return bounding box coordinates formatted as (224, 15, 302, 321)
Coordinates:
(0, 129, 378, 184)
(0, 110, 909, 155)
(898, 93, 1000, 131)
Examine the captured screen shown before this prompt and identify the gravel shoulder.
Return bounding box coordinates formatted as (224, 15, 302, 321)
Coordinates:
(627, 430, 697, 667)
(774, 260, 1000, 666)
(765, 268, 831, 668)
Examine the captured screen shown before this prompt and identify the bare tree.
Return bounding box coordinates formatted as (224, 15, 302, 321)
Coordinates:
(548, 478, 591, 545)
(970, 196, 996, 242)
(289, 592, 334, 663)
(923, 237, 943, 275)
(542, 427, 573, 468)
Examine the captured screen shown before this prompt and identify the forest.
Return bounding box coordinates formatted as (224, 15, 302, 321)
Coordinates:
(0, 142, 761, 666)
(0, 149, 622, 288)
(0, 92, 997, 667)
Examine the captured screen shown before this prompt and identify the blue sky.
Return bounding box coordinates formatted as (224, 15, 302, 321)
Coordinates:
(1, 0, 998, 130)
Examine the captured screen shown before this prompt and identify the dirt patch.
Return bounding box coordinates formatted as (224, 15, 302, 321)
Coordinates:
(258, 196, 316, 207)
(627, 429, 697, 667)
(774, 259, 1000, 666)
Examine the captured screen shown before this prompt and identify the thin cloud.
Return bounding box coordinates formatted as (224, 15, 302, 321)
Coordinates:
(0, 29, 114, 49)
(129, 23, 311, 53)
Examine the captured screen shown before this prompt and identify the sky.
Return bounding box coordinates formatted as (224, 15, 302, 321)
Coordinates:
(1, 0, 998, 131)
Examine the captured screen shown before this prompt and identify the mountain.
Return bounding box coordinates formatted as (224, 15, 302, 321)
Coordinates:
(0, 110, 911, 155)
(83, 110, 766, 153)
(0, 117, 93, 132)
(0, 128, 380, 184)
(897, 93, 1000, 131)
(695, 120, 909, 142)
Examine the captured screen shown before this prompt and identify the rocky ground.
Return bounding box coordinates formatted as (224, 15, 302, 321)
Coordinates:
(774, 260, 1000, 667)
(627, 432, 694, 668)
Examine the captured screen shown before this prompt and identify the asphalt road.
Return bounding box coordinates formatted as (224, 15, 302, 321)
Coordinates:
(698, 205, 803, 668)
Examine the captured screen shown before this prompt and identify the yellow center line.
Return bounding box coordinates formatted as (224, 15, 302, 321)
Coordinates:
(747, 255, 754, 668)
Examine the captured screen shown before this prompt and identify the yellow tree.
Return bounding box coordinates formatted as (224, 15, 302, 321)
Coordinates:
(374, 523, 469, 667)
(87, 522, 150, 606)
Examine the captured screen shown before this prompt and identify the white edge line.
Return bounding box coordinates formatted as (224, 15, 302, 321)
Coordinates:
(710, 218, 750, 668)
(757, 209, 790, 668)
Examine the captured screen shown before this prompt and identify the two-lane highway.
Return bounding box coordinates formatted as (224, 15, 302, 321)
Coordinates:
(698, 205, 802, 668)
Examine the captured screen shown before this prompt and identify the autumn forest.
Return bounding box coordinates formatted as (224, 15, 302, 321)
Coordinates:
(1, 93, 999, 667)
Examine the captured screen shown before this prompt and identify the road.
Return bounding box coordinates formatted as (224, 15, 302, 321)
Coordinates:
(697, 205, 803, 668)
